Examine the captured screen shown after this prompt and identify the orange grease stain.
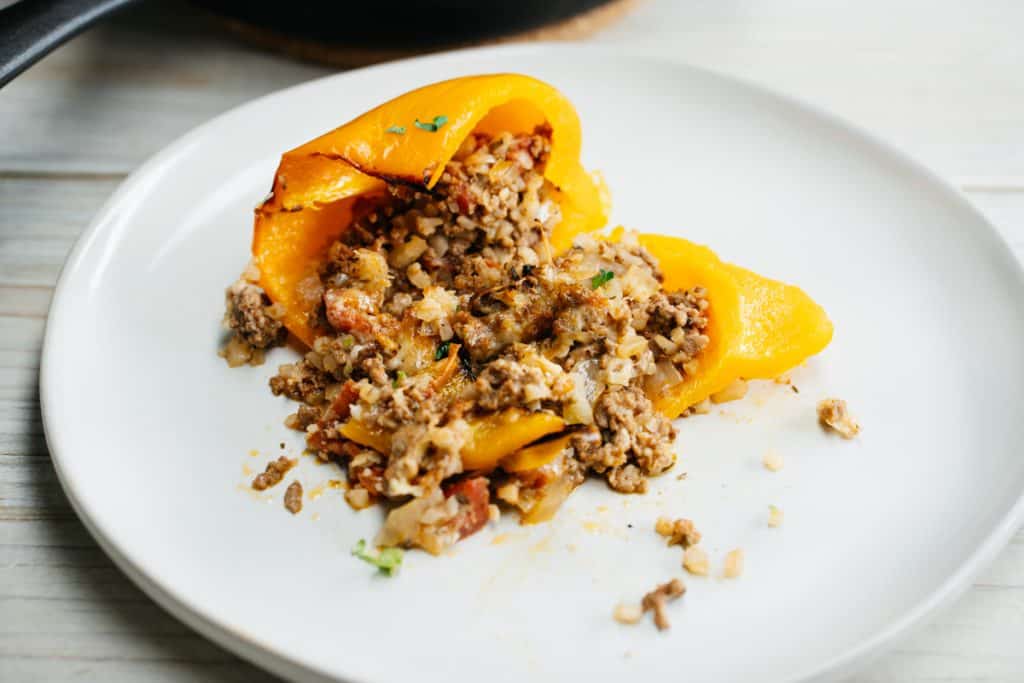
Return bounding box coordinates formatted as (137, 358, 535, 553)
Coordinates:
(530, 536, 553, 553)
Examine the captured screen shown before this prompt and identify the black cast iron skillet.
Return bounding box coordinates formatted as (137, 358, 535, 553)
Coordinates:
(0, 0, 613, 88)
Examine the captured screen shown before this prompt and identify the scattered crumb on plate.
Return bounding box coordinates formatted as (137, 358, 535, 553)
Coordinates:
(655, 516, 701, 547)
(768, 504, 784, 527)
(723, 548, 744, 578)
(817, 398, 861, 439)
(642, 578, 686, 630)
(251, 456, 296, 490)
(615, 578, 687, 630)
(762, 449, 784, 472)
(683, 545, 709, 576)
(613, 603, 644, 625)
(284, 481, 303, 514)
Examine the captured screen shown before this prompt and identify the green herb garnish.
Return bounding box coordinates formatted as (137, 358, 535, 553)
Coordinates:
(414, 115, 448, 132)
(385, 125, 406, 134)
(340, 335, 355, 350)
(591, 269, 615, 289)
(392, 370, 407, 388)
(435, 341, 451, 361)
(351, 539, 403, 576)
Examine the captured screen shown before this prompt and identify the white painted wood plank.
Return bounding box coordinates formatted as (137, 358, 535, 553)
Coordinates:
(0, 2, 329, 175)
(3, 0, 1024, 182)
(0, 288, 52, 319)
(0, 524, 274, 679)
(0, 176, 121, 240)
(0, 660, 276, 683)
(0, 239, 73, 287)
(0, 317, 45, 354)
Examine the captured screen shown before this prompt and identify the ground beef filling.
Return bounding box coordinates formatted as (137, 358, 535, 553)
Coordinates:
(225, 127, 712, 553)
(221, 273, 287, 367)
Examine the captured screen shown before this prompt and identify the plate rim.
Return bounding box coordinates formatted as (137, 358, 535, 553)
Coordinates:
(39, 41, 1024, 683)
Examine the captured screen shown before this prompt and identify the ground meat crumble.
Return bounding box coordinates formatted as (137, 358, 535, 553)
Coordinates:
(284, 481, 303, 514)
(224, 127, 713, 554)
(220, 266, 287, 367)
(251, 456, 296, 490)
(817, 398, 861, 439)
(641, 578, 686, 631)
(655, 517, 701, 548)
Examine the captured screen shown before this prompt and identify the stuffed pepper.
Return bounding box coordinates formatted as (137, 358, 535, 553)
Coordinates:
(221, 74, 832, 556)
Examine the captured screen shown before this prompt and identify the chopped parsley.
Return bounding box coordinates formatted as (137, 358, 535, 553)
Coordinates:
(392, 370, 407, 388)
(351, 539, 403, 576)
(435, 341, 451, 361)
(385, 125, 406, 134)
(414, 115, 448, 132)
(591, 269, 615, 289)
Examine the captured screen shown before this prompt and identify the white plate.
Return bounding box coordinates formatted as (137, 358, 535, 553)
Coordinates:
(41, 45, 1024, 683)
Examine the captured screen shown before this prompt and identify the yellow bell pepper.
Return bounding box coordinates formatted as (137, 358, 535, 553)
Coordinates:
(461, 409, 565, 471)
(340, 408, 564, 472)
(637, 233, 833, 418)
(499, 433, 574, 473)
(338, 419, 391, 454)
(252, 74, 609, 346)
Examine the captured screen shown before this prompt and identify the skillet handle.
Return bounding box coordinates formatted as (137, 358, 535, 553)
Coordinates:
(0, 0, 138, 88)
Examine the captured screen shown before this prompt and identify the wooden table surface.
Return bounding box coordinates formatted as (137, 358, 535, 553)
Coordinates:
(2, 1, 1022, 680)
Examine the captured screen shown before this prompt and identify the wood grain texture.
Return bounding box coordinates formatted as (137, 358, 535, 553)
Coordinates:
(3, 0, 1024, 182)
(1, 1, 1023, 681)
(0, 2, 329, 176)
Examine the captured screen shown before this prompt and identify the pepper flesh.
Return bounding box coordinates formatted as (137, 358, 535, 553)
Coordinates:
(460, 409, 565, 471)
(637, 233, 833, 417)
(499, 434, 574, 473)
(339, 408, 565, 473)
(252, 74, 609, 346)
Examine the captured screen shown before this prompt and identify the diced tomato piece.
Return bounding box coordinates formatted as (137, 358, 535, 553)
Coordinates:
(443, 477, 490, 539)
(328, 380, 360, 420)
